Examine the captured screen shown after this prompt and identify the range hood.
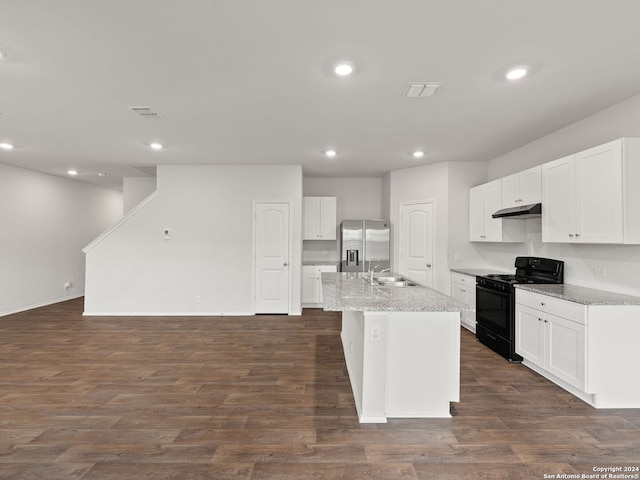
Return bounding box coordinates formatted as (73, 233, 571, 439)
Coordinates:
(492, 203, 542, 219)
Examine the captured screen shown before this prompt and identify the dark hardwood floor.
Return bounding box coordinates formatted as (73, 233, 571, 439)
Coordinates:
(1, 298, 639, 479)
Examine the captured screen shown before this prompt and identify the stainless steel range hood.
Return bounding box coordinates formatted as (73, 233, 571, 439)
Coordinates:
(492, 203, 542, 219)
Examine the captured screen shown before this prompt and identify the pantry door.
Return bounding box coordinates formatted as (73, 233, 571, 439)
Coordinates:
(254, 202, 291, 314)
(399, 202, 434, 288)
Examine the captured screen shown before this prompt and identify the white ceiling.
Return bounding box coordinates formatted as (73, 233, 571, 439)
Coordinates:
(2, 1, 640, 190)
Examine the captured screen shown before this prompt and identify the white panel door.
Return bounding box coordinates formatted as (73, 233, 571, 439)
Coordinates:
(399, 202, 434, 287)
(254, 203, 290, 314)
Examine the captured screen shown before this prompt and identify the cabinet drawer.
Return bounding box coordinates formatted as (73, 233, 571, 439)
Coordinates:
(451, 272, 476, 287)
(516, 289, 586, 324)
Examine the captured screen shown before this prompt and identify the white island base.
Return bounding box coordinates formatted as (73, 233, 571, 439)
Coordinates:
(341, 310, 460, 423)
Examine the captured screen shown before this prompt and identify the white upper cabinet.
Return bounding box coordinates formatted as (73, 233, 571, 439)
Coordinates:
(303, 197, 337, 240)
(501, 165, 541, 208)
(542, 138, 640, 244)
(469, 180, 524, 242)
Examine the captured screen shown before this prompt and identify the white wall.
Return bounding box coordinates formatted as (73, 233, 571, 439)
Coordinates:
(388, 161, 489, 294)
(481, 93, 640, 296)
(84, 165, 303, 315)
(302, 177, 384, 263)
(0, 163, 123, 316)
(123, 176, 156, 213)
(389, 162, 450, 293)
(447, 161, 489, 271)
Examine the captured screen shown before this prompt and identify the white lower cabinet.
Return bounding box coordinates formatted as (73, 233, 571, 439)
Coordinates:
(302, 265, 337, 306)
(516, 302, 585, 390)
(516, 288, 640, 409)
(450, 272, 476, 332)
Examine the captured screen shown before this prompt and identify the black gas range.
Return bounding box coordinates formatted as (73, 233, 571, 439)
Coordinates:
(475, 257, 564, 362)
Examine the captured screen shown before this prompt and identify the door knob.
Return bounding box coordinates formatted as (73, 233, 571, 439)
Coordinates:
(283, 262, 288, 267)
(426, 263, 432, 268)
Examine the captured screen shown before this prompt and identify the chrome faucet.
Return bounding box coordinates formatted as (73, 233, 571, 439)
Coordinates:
(369, 265, 391, 281)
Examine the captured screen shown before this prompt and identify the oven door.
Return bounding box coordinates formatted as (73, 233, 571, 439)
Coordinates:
(476, 284, 512, 339)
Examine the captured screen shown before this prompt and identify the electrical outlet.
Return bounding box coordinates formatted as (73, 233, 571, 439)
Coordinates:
(453, 253, 460, 261)
(370, 326, 380, 341)
(64, 282, 72, 290)
(594, 267, 607, 277)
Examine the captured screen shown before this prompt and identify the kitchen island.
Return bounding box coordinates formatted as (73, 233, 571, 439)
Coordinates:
(322, 272, 471, 423)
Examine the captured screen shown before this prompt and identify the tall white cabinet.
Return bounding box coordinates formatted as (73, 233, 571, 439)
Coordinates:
(542, 138, 640, 244)
(303, 197, 337, 240)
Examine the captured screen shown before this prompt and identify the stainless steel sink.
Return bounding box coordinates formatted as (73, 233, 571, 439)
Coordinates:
(366, 275, 420, 287)
(375, 276, 404, 282)
(378, 280, 419, 287)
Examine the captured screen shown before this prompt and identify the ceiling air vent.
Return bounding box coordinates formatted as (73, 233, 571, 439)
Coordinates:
(403, 83, 440, 98)
(128, 106, 164, 119)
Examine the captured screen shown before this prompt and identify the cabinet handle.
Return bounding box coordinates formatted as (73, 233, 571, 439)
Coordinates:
(575, 233, 580, 237)
(541, 302, 545, 306)
(544, 320, 548, 323)
(569, 234, 574, 238)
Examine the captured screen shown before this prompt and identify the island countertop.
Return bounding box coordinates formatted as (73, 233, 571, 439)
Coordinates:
(321, 272, 471, 313)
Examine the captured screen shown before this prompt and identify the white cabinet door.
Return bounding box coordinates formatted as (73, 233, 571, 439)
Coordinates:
(303, 197, 321, 240)
(516, 304, 545, 368)
(546, 313, 586, 390)
(303, 197, 337, 240)
(501, 173, 520, 208)
(450, 273, 476, 332)
(470, 181, 524, 243)
(469, 185, 485, 241)
(575, 140, 623, 244)
(542, 154, 576, 243)
(519, 165, 542, 205)
(319, 197, 337, 240)
(501, 166, 541, 208)
(302, 265, 337, 305)
(483, 180, 504, 241)
(302, 266, 319, 303)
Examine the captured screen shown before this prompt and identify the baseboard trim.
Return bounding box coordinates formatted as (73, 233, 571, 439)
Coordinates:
(82, 311, 256, 317)
(1, 294, 84, 317)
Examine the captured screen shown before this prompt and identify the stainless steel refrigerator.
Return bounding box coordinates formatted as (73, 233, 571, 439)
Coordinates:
(340, 220, 390, 273)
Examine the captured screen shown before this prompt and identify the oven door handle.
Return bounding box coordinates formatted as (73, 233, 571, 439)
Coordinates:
(476, 284, 511, 298)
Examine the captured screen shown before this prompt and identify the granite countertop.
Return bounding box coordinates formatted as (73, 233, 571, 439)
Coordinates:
(303, 261, 340, 266)
(450, 267, 512, 277)
(516, 284, 640, 306)
(321, 272, 471, 313)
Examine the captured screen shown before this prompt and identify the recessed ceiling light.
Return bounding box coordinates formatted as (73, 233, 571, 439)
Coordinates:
(412, 150, 425, 158)
(334, 62, 354, 76)
(506, 66, 529, 80)
(97, 172, 111, 177)
(324, 149, 337, 158)
(0, 142, 14, 150)
(67, 169, 78, 175)
(149, 142, 164, 150)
